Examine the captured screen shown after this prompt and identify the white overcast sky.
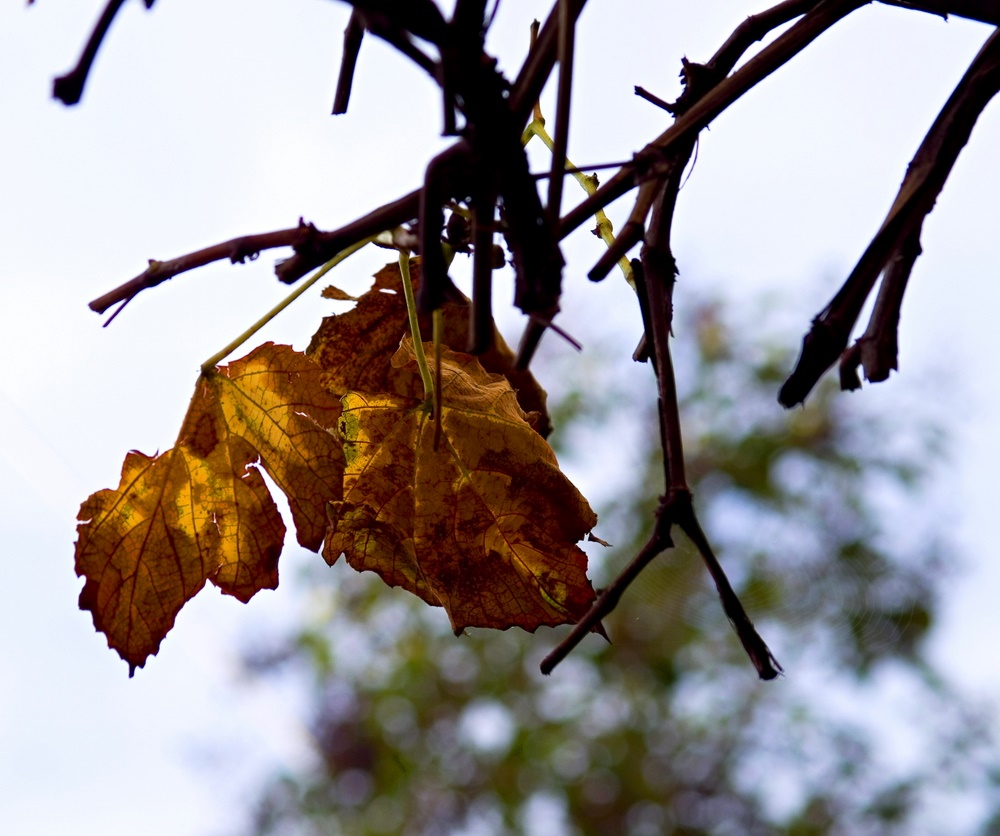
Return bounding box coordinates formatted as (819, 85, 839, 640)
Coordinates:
(1, 2, 999, 834)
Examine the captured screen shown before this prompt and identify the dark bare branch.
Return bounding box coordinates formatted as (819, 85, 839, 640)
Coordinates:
(332, 11, 366, 115)
(337, 0, 448, 46)
(469, 187, 499, 354)
(89, 221, 319, 315)
(880, 0, 1000, 26)
(545, 0, 577, 225)
(418, 144, 471, 313)
(591, 0, 817, 280)
(540, 506, 673, 675)
(673, 499, 783, 680)
(634, 85, 674, 113)
(780, 25, 1000, 407)
(510, 0, 588, 123)
(545, 149, 781, 679)
(839, 231, 920, 389)
(88, 186, 423, 314)
(281, 0, 580, 289)
(644, 171, 779, 680)
(275, 188, 421, 284)
(53, 0, 155, 106)
(88, 0, 588, 311)
(704, 0, 818, 84)
(560, 0, 865, 242)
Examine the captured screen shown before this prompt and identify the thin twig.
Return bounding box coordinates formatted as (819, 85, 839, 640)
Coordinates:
(634, 85, 674, 113)
(673, 500, 782, 679)
(704, 0, 819, 86)
(433, 308, 444, 450)
(400, 250, 435, 399)
(587, 178, 660, 281)
(540, 508, 674, 674)
(530, 20, 545, 124)
(646, 174, 779, 679)
(523, 119, 634, 285)
(89, 222, 320, 315)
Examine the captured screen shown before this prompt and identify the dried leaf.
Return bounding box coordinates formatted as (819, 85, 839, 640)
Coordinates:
(308, 258, 551, 435)
(203, 343, 344, 551)
(320, 285, 358, 301)
(77, 260, 586, 672)
(325, 339, 596, 632)
(75, 343, 342, 673)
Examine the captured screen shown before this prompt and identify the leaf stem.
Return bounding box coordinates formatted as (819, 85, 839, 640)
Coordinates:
(433, 308, 443, 450)
(200, 236, 375, 372)
(399, 250, 435, 400)
(523, 118, 634, 287)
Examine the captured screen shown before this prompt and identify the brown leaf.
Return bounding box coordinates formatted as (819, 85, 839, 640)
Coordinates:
(320, 285, 358, 301)
(308, 258, 552, 435)
(308, 261, 419, 397)
(324, 339, 597, 632)
(75, 343, 342, 673)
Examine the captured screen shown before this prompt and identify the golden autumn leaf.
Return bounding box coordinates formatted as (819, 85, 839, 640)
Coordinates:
(324, 338, 597, 633)
(75, 343, 342, 673)
(307, 258, 552, 436)
(201, 343, 344, 552)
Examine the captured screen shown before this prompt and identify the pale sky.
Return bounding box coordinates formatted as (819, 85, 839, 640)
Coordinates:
(1, 2, 999, 833)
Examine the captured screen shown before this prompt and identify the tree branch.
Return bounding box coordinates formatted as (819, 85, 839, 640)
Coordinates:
(86, 0, 995, 347)
(335, 0, 448, 47)
(559, 0, 865, 243)
(642, 171, 781, 681)
(562, 0, 998, 253)
(544, 159, 781, 680)
(88, 0, 588, 313)
(590, 0, 826, 282)
(540, 499, 674, 675)
(839, 230, 920, 389)
(274, 188, 421, 283)
(545, 0, 577, 225)
(53, 0, 155, 106)
(879, 0, 1000, 26)
(510, 0, 589, 123)
(88, 221, 320, 315)
(780, 25, 1000, 406)
(332, 11, 366, 115)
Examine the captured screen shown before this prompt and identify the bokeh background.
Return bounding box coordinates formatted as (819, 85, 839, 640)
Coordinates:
(2, 1, 1000, 833)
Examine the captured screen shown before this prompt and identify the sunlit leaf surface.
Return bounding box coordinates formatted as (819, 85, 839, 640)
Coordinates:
(326, 339, 596, 632)
(75, 344, 342, 673)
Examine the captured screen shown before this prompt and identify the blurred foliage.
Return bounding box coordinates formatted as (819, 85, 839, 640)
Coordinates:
(241, 299, 1000, 835)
